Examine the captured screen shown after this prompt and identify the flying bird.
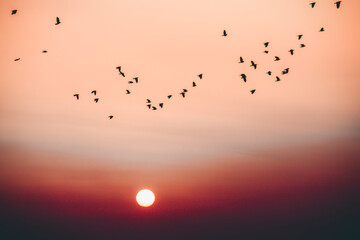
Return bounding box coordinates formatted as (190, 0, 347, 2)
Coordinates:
(180, 92, 186, 98)
(319, 27, 325, 32)
(94, 98, 99, 103)
(298, 35, 303, 40)
(128, 81, 133, 84)
(116, 66, 125, 77)
(73, 94, 79, 100)
(310, 2, 316, 8)
(267, 71, 272, 76)
(335, 1, 342, 9)
(42, 50, 48, 53)
(222, 30, 227, 37)
(250, 89, 256, 94)
(167, 95, 172, 99)
(289, 49, 294, 55)
(300, 44, 306, 48)
(55, 17, 61, 25)
(14, 58, 20, 61)
(198, 73, 203, 79)
(91, 90, 97, 95)
(11, 10, 17, 15)
(146, 99, 151, 103)
(147, 104, 151, 109)
(183, 89, 188, 93)
(152, 106, 157, 110)
(264, 50, 269, 54)
(192, 82, 196, 87)
(239, 57, 244, 63)
(126, 90, 130, 94)
(264, 42, 269, 47)
(108, 115, 113, 119)
(282, 68, 289, 75)
(276, 76, 281, 82)
(240, 74, 247, 83)
(159, 103, 164, 108)
(250, 61, 257, 69)
(133, 77, 138, 83)
(274, 56, 280, 61)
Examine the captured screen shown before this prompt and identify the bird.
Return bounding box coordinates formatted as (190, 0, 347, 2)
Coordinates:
(335, 1, 342, 9)
(126, 90, 130, 94)
(180, 92, 186, 98)
(192, 82, 196, 87)
(167, 95, 172, 99)
(91, 90, 97, 95)
(289, 49, 294, 55)
(264, 42, 269, 47)
(159, 103, 164, 108)
(239, 57, 244, 63)
(14, 58, 20, 61)
(250, 89, 256, 94)
(133, 77, 139, 83)
(298, 34, 303, 40)
(300, 44, 306, 48)
(147, 104, 151, 109)
(240, 74, 247, 83)
(73, 94, 79, 100)
(116, 66, 125, 77)
(109, 115, 113, 119)
(267, 71, 272, 76)
(42, 50, 48, 53)
(94, 98, 99, 103)
(276, 76, 281, 82)
(128, 81, 134, 84)
(264, 50, 269, 54)
(222, 30, 227, 37)
(146, 99, 151, 103)
(183, 89, 188, 93)
(152, 106, 157, 110)
(274, 56, 280, 61)
(198, 73, 203, 79)
(310, 2, 316, 8)
(11, 10, 17, 15)
(319, 27, 325, 32)
(250, 61, 257, 69)
(55, 17, 61, 25)
(282, 68, 289, 75)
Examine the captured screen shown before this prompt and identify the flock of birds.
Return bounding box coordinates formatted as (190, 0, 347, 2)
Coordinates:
(10, 1, 343, 120)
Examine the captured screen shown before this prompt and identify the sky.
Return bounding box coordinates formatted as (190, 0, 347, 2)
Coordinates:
(0, 0, 360, 239)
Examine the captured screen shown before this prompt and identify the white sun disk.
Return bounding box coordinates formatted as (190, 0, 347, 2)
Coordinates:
(136, 189, 155, 207)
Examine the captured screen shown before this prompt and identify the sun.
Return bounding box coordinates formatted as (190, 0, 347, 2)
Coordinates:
(136, 189, 155, 207)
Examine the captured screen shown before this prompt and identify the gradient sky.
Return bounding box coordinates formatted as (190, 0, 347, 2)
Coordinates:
(0, 0, 360, 239)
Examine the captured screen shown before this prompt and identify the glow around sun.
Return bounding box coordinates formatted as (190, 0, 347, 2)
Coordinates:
(136, 189, 155, 207)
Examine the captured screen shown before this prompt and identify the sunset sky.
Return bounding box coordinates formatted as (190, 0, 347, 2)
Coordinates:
(0, 0, 359, 239)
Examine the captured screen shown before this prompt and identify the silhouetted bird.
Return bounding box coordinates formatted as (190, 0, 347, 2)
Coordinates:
(274, 56, 280, 61)
(116, 66, 125, 77)
(289, 49, 294, 55)
(73, 94, 79, 100)
(240, 74, 247, 83)
(55, 17, 61, 25)
(167, 95, 172, 99)
(128, 81, 133, 84)
(159, 103, 164, 108)
(147, 104, 151, 109)
(319, 27, 325, 32)
(91, 90, 97, 95)
(14, 58, 20, 61)
(94, 98, 99, 103)
(109, 115, 113, 119)
(183, 89, 188, 93)
(192, 82, 196, 87)
(42, 50, 47, 53)
(222, 30, 227, 37)
(250, 89, 256, 94)
(250, 61, 257, 69)
(264, 42, 269, 47)
(264, 50, 269, 54)
(180, 92, 186, 98)
(126, 90, 130, 94)
(298, 35, 303, 40)
(133, 77, 138, 83)
(267, 71, 272, 76)
(282, 68, 289, 75)
(146, 99, 151, 103)
(11, 10, 17, 15)
(300, 44, 306, 48)
(152, 106, 157, 110)
(335, 1, 342, 9)
(310, 2, 316, 8)
(276, 76, 281, 82)
(198, 73, 203, 79)
(239, 57, 244, 63)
